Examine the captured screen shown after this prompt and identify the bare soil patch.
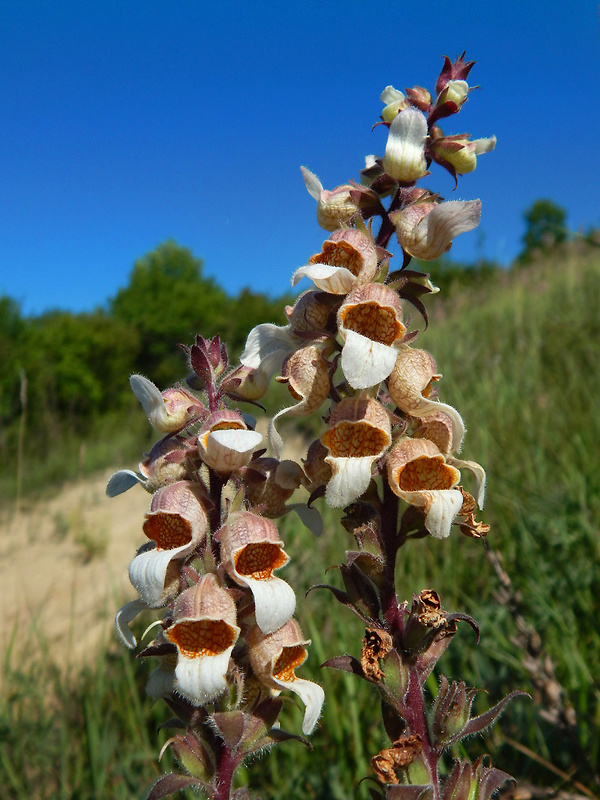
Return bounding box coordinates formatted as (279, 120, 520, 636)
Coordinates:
(0, 472, 150, 682)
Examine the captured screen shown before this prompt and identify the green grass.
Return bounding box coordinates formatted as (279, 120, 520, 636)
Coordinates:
(2, 248, 600, 798)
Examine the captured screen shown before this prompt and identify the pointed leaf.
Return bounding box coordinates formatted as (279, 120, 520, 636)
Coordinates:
(146, 773, 203, 800)
(321, 655, 366, 678)
(385, 785, 432, 800)
(211, 711, 246, 749)
(477, 765, 516, 800)
(454, 691, 529, 741)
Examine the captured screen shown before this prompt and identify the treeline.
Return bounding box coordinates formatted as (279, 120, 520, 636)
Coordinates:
(0, 241, 292, 493)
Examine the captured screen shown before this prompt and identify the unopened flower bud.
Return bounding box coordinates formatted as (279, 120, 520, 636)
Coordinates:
(198, 410, 262, 474)
(301, 167, 360, 231)
(383, 108, 428, 183)
(130, 375, 203, 433)
(432, 675, 476, 743)
(380, 85, 409, 122)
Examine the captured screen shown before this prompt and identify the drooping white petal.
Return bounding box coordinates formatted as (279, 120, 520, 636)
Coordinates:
(289, 503, 323, 536)
(418, 200, 482, 260)
(272, 676, 325, 735)
(115, 599, 149, 649)
(325, 456, 377, 508)
(240, 323, 299, 376)
(106, 469, 146, 497)
(291, 264, 357, 295)
(380, 85, 405, 105)
(341, 329, 400, 389)
(300, 166, 324, 200)
(473, 136, 496, 155)
(401, 488, 464, 539)
(383, 107, 428, 182)
(130, 375, 166, 427)
(244, 576, 296, 635)
(174, 648, 234, 704)
(448, 457, 486, 508)
(417, 399, 465, 453)
(129, 544, 190, 607)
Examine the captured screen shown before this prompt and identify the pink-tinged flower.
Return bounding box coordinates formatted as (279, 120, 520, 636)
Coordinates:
(414, 412, 486, 507)
(129, 375, 203, 433)
(380, 85, 409, 122)
(165, 573, 240, 705)
(390, 195, 481, 262)
(292, 229, 379, 295)
(300, 167, 360, 231)
(106, 437, 194, 497)
(219, 511, 296, 634)
(269, 345, 330, 458)
(240, 290, 336, 382)
(248, 619, 325, 735)
(387, 346, 465, 452)
(386, 437, 463, 539)
(430, 134, 496, 175)
(125, 481, 208, 631)
(383, 107, 428, 183)
(337, 283, 406, 389)
(197, 410, 262, 474)
(320, 397, 392, 508)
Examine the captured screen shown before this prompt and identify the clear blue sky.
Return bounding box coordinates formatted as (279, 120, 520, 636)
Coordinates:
(1, 0, 599, 316)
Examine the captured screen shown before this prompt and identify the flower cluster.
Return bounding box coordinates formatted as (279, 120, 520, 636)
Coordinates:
(109, 336, 324, 799)
(109, 53, 518, 800)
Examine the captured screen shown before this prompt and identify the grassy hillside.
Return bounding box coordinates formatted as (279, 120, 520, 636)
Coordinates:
(2, 248, 599, 799)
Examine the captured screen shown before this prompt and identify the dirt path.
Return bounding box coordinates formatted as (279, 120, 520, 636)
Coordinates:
(0, 472, 150, 680)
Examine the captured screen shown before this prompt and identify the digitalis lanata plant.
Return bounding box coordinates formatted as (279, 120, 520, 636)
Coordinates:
(109, 53, 521, 800)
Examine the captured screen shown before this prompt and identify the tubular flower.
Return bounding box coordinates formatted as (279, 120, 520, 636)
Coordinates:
(386, 437, 463, 539)
(128, 480, 208, 609)
(387, 346, 465, 451)
(414, 412, 486, 507)
(219, 511, 296, 634)
(165, 573, 240, 705)
(129, 374, 203, 433)
(300, 166, 360, 231)
(292, 229, 379, 295)
(430, 134, 496, 175)
(240, 290, 336, 382)
(320, 397, 392, 508)
(269, 345, 331, 457)
(248, 619, 325, 735)
(106, 437, 193, 497)
(197, 410, 262, 474)
(382, 107, 428, 183)
(390, 196, 482, 261)
(337, 283, 406, 389)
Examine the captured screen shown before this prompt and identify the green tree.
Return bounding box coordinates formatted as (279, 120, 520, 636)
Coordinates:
(519, 199, 568, 262)
(111, 240, 228, 384)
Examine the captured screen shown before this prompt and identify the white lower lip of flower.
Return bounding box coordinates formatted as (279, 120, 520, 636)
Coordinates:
(240, 323, 299, 377)
(242, 575, 296, 635)
(325, 455, 378, 508)
(292, 264, 357, 295)
(174, 647, 234, 705)
(129, 374, 169, 430)
(115, 599, 149, 648)
(202, 429, 263, 472)
(271, 676, 325, 735)
(400, 488, 464, 539)
(341, 330, 400, 389)
(129, 544, 191, 607)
